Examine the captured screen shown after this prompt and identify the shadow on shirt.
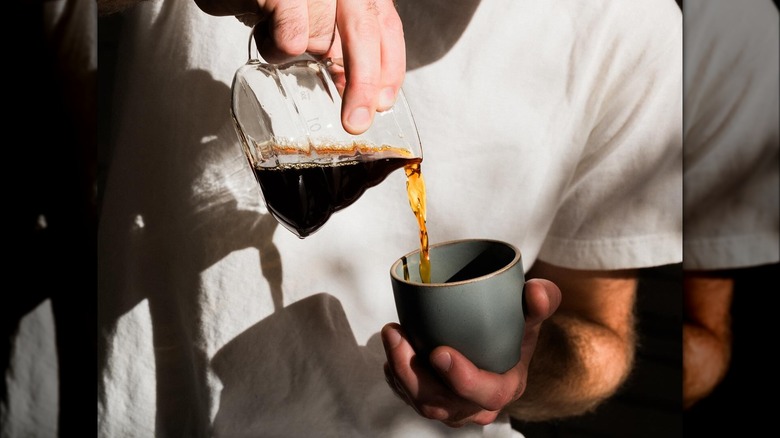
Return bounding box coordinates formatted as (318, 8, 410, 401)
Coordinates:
(211, 293, 406, 437)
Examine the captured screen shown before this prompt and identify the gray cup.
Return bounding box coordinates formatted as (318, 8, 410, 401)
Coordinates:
(390, 239, 525, 374)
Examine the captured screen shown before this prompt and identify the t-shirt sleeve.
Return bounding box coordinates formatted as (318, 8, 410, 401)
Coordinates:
(537, 0, 683, 270)
(682, 0, 779, 270)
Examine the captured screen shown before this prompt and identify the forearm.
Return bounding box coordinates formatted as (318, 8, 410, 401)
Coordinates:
(682, 323, 731, 408)
(504, 312, 635, 421)
(682, 273, 733, 409)
(505, 260, 638, 422)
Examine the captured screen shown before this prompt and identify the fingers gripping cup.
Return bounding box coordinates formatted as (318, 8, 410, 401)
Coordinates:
(390, 239, 525, 374)
(231, 29, 423, 239)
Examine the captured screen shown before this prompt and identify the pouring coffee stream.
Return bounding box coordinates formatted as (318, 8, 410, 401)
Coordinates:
(231, 28, 431, 281)
(324, 57, 431, 283)
(404, 161, 430, 283)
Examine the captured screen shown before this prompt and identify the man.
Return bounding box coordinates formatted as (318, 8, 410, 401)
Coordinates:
(96, 1, 682, 436)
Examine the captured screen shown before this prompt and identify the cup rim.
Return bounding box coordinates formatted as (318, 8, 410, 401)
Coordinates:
(390, 238, 522, 286)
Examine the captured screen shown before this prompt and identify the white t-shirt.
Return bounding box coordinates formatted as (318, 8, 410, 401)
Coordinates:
(96, 1, 681, 437)
(683, 0, 780, 270)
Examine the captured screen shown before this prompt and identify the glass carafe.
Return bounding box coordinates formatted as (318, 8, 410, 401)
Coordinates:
(231, 33, 423, 239)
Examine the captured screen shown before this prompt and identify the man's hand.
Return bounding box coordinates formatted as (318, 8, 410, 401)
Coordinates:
(194, 0, 406, 135)
(381, 279, 561, 428)
(383, 260, 639, 427)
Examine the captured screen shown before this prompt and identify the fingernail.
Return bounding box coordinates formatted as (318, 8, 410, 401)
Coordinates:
(432, 352, 452, 372)
(384, 326, 401, 349)
(379, 87, 396, 110)
(347, 107, 371, 132)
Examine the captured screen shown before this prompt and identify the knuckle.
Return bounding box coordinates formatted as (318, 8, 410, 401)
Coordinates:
(367, 0, 380, 15)
(453, 373, 479, 396)
(307, 2, 335, 41)
(272, 7, 308, 54)
(482, 382, 518, 411)
(380, 13, 404, 37)
(349, 16, 381, 39)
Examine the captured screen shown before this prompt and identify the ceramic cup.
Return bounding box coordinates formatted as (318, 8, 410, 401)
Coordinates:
(389, 239, 525, 374)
